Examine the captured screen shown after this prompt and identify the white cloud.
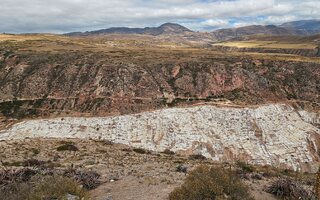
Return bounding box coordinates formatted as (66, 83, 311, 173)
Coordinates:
(0, 0, 319, 33)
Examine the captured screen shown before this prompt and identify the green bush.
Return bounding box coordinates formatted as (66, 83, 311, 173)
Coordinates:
(30, 148, 40, 155)
(169, 165, 253, 200)
(236, 161, 254, 173)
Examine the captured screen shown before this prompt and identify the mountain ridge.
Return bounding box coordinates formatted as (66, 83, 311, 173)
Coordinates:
(65, 22, 192, 36)
(65, 20, 320, 41)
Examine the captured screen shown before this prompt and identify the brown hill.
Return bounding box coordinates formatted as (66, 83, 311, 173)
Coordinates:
(0, 35, 319, 119)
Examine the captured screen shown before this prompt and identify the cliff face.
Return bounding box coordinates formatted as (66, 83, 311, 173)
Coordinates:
(1, 104, 319, 172)
(0, 50, 319, 119)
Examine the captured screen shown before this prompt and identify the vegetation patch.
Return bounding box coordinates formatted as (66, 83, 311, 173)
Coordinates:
(189, 154, 206, 160)
(56, 143, 79, 151)
(162, 149, 175, 155)
(266, 178, 315, 200)
(133, 148, 150, 154)
(169, 165, 253, 200)
(0, 166, 101, 199)
(236, 161, 254, 173)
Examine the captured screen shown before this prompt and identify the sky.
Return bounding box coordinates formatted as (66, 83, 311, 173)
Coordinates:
(0, 0, 319, 33)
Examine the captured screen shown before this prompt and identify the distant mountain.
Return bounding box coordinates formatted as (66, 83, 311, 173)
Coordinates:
(65, 20, 320, 42)
(211, 20, 320, 41)
(211, 25, 299, 41)
(280, 20, 320, 34)
(65, 23, 192, 36)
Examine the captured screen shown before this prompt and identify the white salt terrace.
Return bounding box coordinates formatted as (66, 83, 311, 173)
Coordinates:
(0, 104, 319, 172)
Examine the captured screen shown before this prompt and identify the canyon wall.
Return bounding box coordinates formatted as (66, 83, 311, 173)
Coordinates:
(1, 50, 319, 119)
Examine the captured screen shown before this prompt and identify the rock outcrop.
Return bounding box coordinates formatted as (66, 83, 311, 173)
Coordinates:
(1, 104, 319, 172)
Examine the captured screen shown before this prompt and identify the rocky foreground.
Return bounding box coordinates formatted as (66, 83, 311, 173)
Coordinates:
(1, 103, 319, 172)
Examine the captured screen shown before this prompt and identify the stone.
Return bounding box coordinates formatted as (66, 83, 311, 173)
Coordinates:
(65, 193, 80, 200)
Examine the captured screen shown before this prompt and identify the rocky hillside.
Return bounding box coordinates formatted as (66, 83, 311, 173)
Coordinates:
(212, 25, 298, 41)
(280, 20, 320, 35)
(0, 47, 319, 119)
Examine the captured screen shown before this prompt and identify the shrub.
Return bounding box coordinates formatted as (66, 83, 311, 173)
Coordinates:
(315, 168, 320, 199)
(133, 148, 149, 154)
(22, 159, 48, 167)
(236, 161, 254, 173)
(162, 149, 175, 155)
(266, 178, 312, 200)
(0, 175, 87, 200)
(56, 143, 79, 151)
(101, 140, 114, 145)
(189, 154, 206, 160)
(64, 169, 101, 190)
(30, 148, 40, 155)
(176, 165, 187, 173)
(0, 167, 101, 194)
(2, 160, 23, 167)
(169, 165, 253, 200)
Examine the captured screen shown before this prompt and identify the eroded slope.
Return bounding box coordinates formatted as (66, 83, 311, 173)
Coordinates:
(0, 44, 319, 120)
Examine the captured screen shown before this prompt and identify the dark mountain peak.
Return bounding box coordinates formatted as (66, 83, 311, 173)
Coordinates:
(149, 23, 192, 35)
(281, 19, 320, 27)
(280, 20, 320, 34)
(65, 23, 192, 36)
(159, 23, 189, 29)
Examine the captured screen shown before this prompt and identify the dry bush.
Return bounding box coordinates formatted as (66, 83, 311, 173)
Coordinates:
(22, 159, 48, 167)
(176, 164, 188, 173)
(236, 161, 254, 173)
(0, 175, 87, 200)
(162, 149, 175, 155)
(189, 154, 206, 160)
(56, 143, 79, 151)
(133, 148, 151, 154)
(266, 178, 314, 200)
(169, 165, 253, 200)
(315, 168, 320, 199)
(64, 168, 101, 190)
(100, 140, 114, 145)
(0, 166, 101, 199)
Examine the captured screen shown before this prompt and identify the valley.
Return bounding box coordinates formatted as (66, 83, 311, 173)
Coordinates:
(0, 22, 320, 199)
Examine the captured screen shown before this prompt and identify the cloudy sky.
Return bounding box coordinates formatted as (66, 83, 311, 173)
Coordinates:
(1, 0, 319, 33)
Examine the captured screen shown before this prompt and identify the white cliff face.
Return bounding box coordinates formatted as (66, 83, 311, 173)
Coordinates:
(0, 104, 319, 172)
